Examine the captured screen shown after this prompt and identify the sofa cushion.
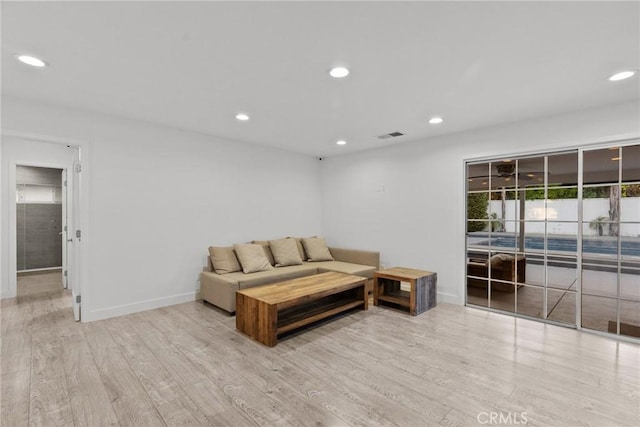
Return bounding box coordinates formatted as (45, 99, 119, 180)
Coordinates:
(490, 253, 514, 267)
(226, 265, 319, 289)
(251, 240, 276, 266)
(286, 237, 309, 260)
(208, 246, 242, 274)
(301, 237, 334, 262)
(233, 244, 274, 273)
(312, 261, 376, 279)
(269, 238, 303, 266)
(328, 247, 379, 269)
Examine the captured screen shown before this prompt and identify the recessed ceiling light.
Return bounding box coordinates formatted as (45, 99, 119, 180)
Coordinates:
(235, 113, 249, 121)
(608, 70, 636, 81)
(428, 116, 443, 124)
(329, 67, 349, 78)
(527, 173, 535, 177)
(336, 140, 347, 146)
(611, 157, 621, 161)
(15, 54, 47, 67)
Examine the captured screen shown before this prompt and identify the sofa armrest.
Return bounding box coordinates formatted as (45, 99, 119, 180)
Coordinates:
(204, 255, 214, 272)
(329, 247, 380, 269)
(200, 271, 239, 313)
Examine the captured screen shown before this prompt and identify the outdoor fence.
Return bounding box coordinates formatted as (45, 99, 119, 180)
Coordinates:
(487, 197, 640, 237)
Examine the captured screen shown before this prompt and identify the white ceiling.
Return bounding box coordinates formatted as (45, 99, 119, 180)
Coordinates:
(2, 1, 639, 157)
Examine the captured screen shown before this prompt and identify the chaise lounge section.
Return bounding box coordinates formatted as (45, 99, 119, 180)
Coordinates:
(467, 253, 526, 292)
(201, 237, 380, 313)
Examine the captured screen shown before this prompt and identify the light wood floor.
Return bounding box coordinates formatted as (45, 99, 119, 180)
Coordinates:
(1, 274, 639, 426)
(16, 270, 64, 298)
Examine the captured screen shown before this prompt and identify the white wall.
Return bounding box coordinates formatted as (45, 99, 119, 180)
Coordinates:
(3, 97, 638, 318)
(2, 96, 322, 320)
(320, 101, 640, 304)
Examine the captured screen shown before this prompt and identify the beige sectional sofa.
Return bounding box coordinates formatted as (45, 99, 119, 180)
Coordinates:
(200, 238, 380, 313)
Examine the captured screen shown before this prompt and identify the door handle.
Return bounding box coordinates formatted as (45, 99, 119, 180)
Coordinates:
(67, 239, 73, 243)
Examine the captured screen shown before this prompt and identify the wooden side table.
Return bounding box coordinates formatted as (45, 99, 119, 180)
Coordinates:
(374, 267, 437, 315)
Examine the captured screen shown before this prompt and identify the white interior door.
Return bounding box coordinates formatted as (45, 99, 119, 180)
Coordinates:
(69, 158, 82, 321)
(61, 170, 68, 289)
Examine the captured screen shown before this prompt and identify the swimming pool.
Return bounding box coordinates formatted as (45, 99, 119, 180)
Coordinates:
(476, 235, 640, 257)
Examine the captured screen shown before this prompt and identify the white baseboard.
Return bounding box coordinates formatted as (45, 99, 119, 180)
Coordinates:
(83, 291, 197, 322)
(0, 290, 17, 299)
(438, 291, 461, 305)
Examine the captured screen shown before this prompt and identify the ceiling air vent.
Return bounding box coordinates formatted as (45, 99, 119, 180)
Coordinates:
(377, 131, 404, 140)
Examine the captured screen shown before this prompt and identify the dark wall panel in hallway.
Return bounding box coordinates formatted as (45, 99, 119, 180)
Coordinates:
(17, 204, 63, 270)
(16, 165, 63, 271)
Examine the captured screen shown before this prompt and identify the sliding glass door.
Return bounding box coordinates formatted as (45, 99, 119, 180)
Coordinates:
(580, 145, 640, 335)
(466, 142, 639, 340)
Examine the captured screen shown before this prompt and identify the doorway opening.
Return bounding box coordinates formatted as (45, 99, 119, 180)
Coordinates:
(4, 135, 83, 321)
(16, 166, 66, 298)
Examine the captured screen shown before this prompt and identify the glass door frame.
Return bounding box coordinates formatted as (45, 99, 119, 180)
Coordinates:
(464, 138, 640, 342)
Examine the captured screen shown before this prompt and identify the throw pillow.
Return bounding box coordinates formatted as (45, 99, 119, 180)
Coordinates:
(286, 237, 307, 261)
(269, 238, 303, 266)
(286, 236, 317, 260)
(233, 244, 274, 273)
(208, 246, 242, 274)
(251, 240, 276, 266)
(301, 237, 334, 262)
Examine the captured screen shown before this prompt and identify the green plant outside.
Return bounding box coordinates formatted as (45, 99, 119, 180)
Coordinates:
(589, 216, 608, 236)
(467, 193, 488, 232)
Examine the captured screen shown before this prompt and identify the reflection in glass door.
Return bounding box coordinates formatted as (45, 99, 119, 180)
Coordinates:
(581, 145, 640, 336)
(466, 142, 639, 340)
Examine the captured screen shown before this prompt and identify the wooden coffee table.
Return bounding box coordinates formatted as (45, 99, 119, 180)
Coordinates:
(235, 272, 368, 347)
